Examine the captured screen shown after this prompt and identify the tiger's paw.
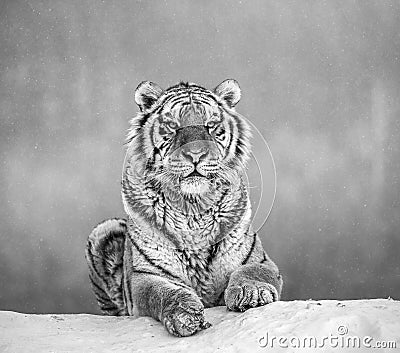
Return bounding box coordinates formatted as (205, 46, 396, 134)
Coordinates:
(224, 281, 279, 312)
(162, 292, 211, 337)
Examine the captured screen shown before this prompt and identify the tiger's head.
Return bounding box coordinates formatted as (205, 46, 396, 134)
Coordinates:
(124, 80, 251, 207)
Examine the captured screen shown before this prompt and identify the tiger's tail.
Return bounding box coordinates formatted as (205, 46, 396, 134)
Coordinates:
(85, 218, 128, 316)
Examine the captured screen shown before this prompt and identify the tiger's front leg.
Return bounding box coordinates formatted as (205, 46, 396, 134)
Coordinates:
(224, 257, 283, 312)
(125, 273, 211, 337)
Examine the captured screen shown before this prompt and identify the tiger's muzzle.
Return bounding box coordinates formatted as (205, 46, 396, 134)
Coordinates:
(166, 125, 221, 195)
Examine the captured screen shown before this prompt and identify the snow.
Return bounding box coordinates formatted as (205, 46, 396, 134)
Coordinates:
(0, 299, 399, 352)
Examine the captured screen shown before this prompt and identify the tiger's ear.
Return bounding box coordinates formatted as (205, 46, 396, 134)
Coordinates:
(135, 81, 163, 111)
(214, 79, 241, 108)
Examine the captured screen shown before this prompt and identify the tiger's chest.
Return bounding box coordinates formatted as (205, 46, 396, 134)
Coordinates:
(176, 247, 239, 306)
(152, 193, 248, 250)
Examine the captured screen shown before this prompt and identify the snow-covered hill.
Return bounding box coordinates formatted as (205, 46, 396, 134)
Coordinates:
(0, 299, 399, 353)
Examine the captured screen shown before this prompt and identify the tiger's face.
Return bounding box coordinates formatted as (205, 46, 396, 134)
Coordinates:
(154, 101, 231, 196)
(127, 80, 251, 199)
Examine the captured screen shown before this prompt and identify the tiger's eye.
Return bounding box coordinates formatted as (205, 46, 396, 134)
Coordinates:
(167, 121, 179, 130)
(206, 112, 221, 129)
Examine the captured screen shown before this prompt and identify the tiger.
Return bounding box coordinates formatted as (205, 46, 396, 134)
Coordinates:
(85, 79, 283, 337)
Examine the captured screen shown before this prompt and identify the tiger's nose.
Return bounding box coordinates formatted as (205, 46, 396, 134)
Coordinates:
(182, 148, 208, 164)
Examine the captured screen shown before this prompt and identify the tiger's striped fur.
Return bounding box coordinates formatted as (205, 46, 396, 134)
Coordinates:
(85, 80, 282, 336)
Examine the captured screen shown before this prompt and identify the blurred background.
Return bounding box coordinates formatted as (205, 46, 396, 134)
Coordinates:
(1, 0, 399, 314)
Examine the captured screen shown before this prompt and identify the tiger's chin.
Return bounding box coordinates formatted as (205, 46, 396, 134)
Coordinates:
(180, 176, 211, 196)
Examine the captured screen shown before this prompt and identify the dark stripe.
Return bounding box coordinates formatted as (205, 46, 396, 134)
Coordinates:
(192, 98, 213, 106)
(173, 101, 191, 109)
(131, 269, 164, 277)
(96, 296, 112, 306)
(99, 304, 117, 311)
(260, 252, 268, 264)
(158, 90, 188, 107)
(158, 140, 171, 156)
(217, 289, 225, 304)
(153, 92, 188, 114)
(242, 233, 257, 265)
(119, 268, 127, 310)
(270, 287, 277, 302)
(110, 263, 123, 281)
(128, 234, 182, 282)
(170, 99, 189, 111)
(237, 286, 247, 308)
(124, 271, 133, 313)
(137, 112, 151, 128)
(146, 120, 156, 151)
(116, 308, 126, 316)
(122, 275, 128, 311)
(166, 92, 189, 105)
(192, 92, 219, 102)
(206, 243, 219, 266)
(164, 87, 187, 96)
(190, 87, 217, 96)
(159, 96, 186, 112)
(87, 242, 110, 289)
(89, 274, 111, 302)
(225, 119, 235, 157)
(233, 117, 245, 159)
